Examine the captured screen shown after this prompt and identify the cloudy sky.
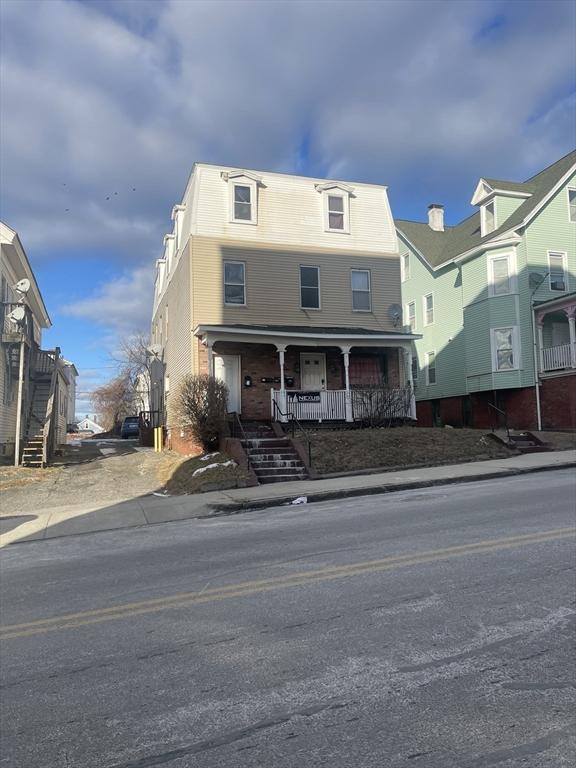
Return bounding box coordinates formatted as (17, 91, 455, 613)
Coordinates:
(1, 0, 574, 416)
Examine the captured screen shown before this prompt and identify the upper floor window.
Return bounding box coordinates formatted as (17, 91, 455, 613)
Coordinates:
(548, 251, 567, 292)
(568, 188, 576, 223)
(488, 254, 516, 296)
(224, 261, 246, 305)
(401, 253, 410, 282)
(300, 266, 320, 309)
(491, 327, 519, 371)
(315, 181, 353, 234)
(406, 301, 416, 331)
(351, 269, 371, 311)
(481, 201, 496, 236)
(426, 351, 436, 385)
(233, 185, 253, 222)
(222, 170, 261, 225)
(411, 354, 418, 381)
(423, 293, 434, 325)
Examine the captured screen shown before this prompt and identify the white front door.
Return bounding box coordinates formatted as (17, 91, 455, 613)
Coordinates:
(300, 353, 326, 390)
(214, 354, 241, 413)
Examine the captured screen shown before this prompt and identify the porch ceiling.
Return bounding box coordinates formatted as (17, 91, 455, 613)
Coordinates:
(194, 323, 420, 351)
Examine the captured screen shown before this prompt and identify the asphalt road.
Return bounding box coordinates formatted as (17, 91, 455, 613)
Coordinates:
(1, 470, 575, 768)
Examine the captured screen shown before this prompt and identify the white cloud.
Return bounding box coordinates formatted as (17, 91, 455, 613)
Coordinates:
(61, 265, 154, 333)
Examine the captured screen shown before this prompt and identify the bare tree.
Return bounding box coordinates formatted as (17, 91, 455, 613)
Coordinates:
(351, 384, 413, 427)
(117, 332, 153, 413)
(91, 374, 134, 433)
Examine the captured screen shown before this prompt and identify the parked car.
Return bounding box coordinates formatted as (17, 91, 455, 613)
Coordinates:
(120, 416, 140, 439)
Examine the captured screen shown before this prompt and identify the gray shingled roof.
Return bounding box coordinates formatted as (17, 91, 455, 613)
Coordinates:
(396, 150, 576, 269)
(482, 178, 536, 194)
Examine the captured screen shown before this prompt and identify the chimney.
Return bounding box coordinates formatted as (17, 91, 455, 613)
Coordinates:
(428, 204, 444, 232)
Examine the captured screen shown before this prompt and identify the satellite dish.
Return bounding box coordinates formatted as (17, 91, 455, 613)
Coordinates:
(387, 303, 403, 327)
(13, 278, 31, 294)
(7, 305, 26, 325)
(528, 272, 545, 289)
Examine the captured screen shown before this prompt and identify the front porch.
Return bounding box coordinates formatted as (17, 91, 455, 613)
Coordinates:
(194, 324, 419, 424)
(535, 294, 576, 374)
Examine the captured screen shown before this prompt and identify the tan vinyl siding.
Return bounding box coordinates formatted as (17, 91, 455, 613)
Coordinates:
(192, 165, 397, 254)
(152, 241, 193, 425)
(190, 236, 401, 332)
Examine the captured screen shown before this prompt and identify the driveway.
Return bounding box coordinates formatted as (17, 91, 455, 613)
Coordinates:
(0, 439, 177, 522)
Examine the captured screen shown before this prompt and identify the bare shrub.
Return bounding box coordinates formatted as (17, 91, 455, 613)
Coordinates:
(176, 374, 228, 450)
(351, 385, 413, 427)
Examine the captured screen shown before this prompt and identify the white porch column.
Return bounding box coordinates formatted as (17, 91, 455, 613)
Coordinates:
(276, 345, 288, 422)
(536, 316, 545, 372)
(206, 342, 215, 377)
(567, 307, 576, 368)
(340, 346, 353, 422)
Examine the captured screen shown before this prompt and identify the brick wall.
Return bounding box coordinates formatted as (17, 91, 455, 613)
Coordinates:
(541, 373, 576, 430)
(167, 425, 204, 456)
(439, 397, 464, 427)
(416, 400, 434, 427)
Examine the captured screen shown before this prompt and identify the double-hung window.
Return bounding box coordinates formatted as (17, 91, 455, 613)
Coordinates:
(482, 201, 496, 235)
(426, 351, 436, 385)
(568, 188, 576, 223)
(491, 327, 518, 371)
(300, 266, 320, 309)
(224, 261, 246, 305)
(401, 253, 410, 282)
(423, 293, 434, 325)
(233, 185, 252, 222)
(351, 269, 371, 311)
(490, 255, 512, 295)
(327, 195, 345, 230)
(411, 355, 418, 382)
(406, 301, 416, 331)
(548, 252, 566, 292)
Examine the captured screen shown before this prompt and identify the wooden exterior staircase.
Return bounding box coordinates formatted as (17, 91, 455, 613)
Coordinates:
(21, 350, 60, 468)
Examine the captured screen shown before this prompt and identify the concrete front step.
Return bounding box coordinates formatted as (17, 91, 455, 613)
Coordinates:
(249, 459, 302, 469)
(249, 454, 300, 464)
(242, 439, 290, 448)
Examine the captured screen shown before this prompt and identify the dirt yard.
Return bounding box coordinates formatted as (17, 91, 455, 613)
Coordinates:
(296, 427, 520, 476)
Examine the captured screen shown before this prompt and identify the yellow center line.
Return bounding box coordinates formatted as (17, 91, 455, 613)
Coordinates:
(1, 527, 573, 640)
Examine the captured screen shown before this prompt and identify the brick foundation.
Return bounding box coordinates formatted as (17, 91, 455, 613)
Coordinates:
(541, 373, 576, 430)
(166, 425, 204, 456)
(415, 376, 576, 432)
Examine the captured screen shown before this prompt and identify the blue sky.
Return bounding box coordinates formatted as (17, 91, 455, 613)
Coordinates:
(1, 0, 575, 416)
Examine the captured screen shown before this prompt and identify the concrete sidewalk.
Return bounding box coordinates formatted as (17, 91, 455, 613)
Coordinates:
(2, 450, 574, 546)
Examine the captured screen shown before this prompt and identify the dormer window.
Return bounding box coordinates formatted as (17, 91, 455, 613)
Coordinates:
(233, 185, 252, 221)
(315, 181, 353, 234)
(222, 170, 262, 225)
(481, 201, 496, 236)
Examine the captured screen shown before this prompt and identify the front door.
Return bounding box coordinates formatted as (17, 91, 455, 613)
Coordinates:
(214, 354, 241, 413)
(300, 353, 326, 391)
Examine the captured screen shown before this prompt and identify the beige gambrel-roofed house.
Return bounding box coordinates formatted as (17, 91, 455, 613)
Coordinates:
(150, 164, 419, 453)
(1, 222, 76, 466)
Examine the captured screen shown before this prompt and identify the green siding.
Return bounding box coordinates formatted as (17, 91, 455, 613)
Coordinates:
(495, 195, 524, 226)
(399, 166, 576, 404)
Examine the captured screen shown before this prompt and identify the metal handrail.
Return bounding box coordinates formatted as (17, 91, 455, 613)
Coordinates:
(488, 402, 510, 443)
(272, 401, 312, 468)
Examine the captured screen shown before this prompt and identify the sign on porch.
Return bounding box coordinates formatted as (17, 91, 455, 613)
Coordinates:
(287, 391, 321, 403)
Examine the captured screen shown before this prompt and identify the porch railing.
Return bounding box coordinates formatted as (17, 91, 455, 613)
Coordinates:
(541, 343, 574, 371)
(271, 387, 414, 422)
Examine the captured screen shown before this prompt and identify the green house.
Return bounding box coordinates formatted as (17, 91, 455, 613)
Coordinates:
(396, 150, 576, 431)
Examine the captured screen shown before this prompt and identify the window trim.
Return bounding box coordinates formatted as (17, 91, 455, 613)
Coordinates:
(351, 268, 371, 312)
(567, 187, 576, 223)
(405, 301, 416, 331)
(487, 251, 517, 297)
(425, 350, 436, 385)
(229, 180, 257, 225)
(481, 199, 497, 236)
(223, 260, 246, 307)
(547, 250, 567, 292)
(423, 293, 434, 326)
(490, 326, 520, 372)
(299, 265, 321, 311)
(401, 253, 410, 282)
(323, 192, 350, 234)
(411, 353, 418, 382)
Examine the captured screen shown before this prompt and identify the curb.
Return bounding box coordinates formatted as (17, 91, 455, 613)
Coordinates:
(203, 461, 576, 518)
